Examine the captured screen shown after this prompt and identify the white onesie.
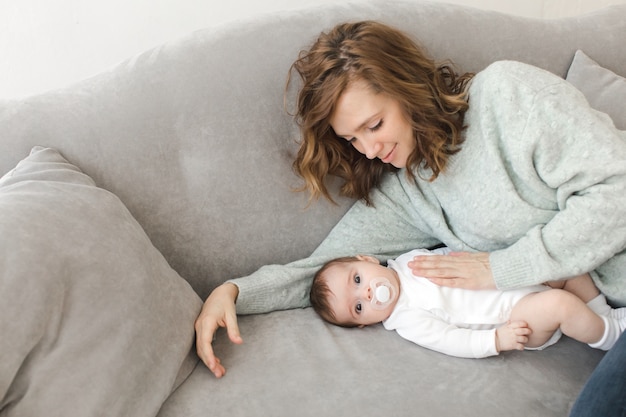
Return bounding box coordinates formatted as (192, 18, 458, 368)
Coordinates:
(383, 248, 560, 358)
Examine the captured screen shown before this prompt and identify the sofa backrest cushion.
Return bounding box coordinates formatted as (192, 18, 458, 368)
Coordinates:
(1, 1, 625, 297)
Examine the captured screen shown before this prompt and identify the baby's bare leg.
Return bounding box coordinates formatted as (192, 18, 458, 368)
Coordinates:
(510, 289, 604, 348)
(545, 273, 599, 303)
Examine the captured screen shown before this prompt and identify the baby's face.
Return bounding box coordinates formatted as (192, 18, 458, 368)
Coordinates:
(324, 255, 400, 327)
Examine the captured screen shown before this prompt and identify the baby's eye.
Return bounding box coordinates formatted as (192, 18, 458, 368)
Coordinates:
(355, 302, 362, 314)
(354, 274, 361, 284)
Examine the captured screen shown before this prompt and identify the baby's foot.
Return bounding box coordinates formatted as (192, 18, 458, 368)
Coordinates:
(610, 307, 626, 332)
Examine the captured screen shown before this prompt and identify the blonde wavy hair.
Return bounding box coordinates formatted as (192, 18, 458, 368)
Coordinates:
(288, 21, 473, 205)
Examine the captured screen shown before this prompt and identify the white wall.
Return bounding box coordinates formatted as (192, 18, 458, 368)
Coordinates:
(1, 0, 625, 99)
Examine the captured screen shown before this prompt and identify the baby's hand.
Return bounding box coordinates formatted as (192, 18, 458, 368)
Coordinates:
(496, 320, 531, 352)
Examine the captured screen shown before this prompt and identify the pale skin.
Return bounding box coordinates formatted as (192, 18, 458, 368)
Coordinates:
(194, 78, 604, 377)
(194, 282, 242, 378)
(321, 256, 605, 354)
(408, 251, 497, 290)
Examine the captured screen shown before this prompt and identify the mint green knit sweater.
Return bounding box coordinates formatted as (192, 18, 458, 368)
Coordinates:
(231, 61, 626, 313)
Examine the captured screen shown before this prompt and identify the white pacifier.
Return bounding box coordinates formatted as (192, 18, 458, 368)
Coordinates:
(369, 277, 396, 310)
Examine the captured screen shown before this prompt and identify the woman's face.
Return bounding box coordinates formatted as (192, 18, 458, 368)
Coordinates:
(330, 80, 415, 168)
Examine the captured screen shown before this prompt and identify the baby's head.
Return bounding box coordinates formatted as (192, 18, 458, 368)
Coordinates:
(310, 255, 400, 328)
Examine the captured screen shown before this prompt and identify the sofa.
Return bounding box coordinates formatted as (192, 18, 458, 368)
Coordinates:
(1, 1, 625, 416)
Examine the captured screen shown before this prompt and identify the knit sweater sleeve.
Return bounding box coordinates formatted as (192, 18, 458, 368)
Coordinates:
(485, 63, 626, 290)
(229, 173, 440, 315)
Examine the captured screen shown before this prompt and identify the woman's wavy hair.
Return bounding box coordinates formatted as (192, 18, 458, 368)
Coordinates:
(287, 21, 473, 205)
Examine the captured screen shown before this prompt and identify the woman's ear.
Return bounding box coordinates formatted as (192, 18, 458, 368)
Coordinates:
(356, 254, 380, 264)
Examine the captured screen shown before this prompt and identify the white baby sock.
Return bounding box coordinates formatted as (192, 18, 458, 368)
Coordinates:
(609, 306, 626, 322)
(588, 315, 623, 351)
(586, 294, 626, 350)
(586, 294, 612, 316)
(587, 294, 626, 326)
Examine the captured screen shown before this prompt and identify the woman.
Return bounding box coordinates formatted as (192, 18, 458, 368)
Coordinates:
(195, 21, 626, 379)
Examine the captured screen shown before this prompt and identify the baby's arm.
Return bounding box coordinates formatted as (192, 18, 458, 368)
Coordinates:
(389, 310, 526, 358)
(495, 320, 532, 352)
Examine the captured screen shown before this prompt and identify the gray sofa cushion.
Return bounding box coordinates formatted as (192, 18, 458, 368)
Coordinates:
(158, 308, 604, 417)
(566, 49, 626, 130)
(0, 147, 201, 417)
(2, 1, 625, 302)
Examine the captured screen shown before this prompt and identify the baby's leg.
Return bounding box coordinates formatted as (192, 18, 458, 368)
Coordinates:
(545, 273, 599, 303)
(510, 289, 604, 348)
(549, 274, 625, 319)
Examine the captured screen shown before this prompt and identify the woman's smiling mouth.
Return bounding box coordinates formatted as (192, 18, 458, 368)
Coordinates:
(381, 144, 397, 163)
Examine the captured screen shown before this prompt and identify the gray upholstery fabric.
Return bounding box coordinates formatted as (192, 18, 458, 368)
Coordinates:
(1, 0, 625, 301)
(0, 1, 625, 416)
(159, 309, 604, 417)
(566, 50, 626, 130)
(0, 147, 201, 416)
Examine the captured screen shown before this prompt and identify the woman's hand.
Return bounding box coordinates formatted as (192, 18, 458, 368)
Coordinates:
(194, 282, 243, 378)
(408, 251, 497, 290)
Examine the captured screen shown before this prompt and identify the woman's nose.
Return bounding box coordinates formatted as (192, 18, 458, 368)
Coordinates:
(361, 139, 382, 160)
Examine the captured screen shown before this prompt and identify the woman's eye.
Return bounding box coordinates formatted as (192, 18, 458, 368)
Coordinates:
(369, 120, 383, 132)
(355, 302, 362, 314)
(354, 274, 361, 284)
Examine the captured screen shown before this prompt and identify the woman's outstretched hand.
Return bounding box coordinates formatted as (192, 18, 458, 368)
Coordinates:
(194, 282, 243, 378)
(408, 251, 497, 290)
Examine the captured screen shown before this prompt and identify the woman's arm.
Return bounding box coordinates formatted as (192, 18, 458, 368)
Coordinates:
(194, 282, 242, 378)
(411, 66, 626, 300)
(231, 172, 441, 315)
(195, 172, 440, 376)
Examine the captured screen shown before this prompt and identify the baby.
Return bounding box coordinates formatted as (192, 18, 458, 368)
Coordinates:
(310, 247, 626, 358)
